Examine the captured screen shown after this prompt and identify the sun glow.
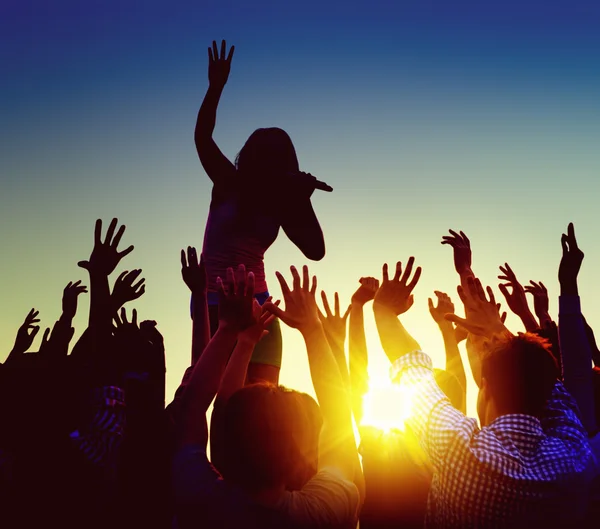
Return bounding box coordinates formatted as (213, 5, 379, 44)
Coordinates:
(360, 375, 417, 433)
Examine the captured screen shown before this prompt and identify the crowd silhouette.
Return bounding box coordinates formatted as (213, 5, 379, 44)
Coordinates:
(1, 39, 599, 529)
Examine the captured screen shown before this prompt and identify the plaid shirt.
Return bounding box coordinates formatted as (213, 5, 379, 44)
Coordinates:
(390, 351, 593, 529)
(70, 386, 125, 469)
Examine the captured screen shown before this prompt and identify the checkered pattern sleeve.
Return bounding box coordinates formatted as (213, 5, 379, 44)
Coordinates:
(540, 381, 588, 443)
(390, 351, 480, 470)
(70, 386, 126, 468)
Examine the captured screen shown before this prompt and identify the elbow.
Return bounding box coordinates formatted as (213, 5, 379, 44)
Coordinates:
(301, 242, 326, 261)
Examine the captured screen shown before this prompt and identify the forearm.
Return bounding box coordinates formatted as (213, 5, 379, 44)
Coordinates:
(558, 295, 596, 433)
(439, 322, 467, 394)
(349, 303, 369, 419)
(519, 310, 540, 333)
(180, 325, 238, 446)
(329, 340, 350, 390)
(281, 200, 326, 261)
(303, 323, 352, 427)
(88, 272, 113, 334)
(304, 322, 358, 481)
(465, 334, 483, 388)
(191, 290, 210, 365)
(214, 338, 255, 409)
(373, 305, 421, 364)
(195, 85, 224, 142)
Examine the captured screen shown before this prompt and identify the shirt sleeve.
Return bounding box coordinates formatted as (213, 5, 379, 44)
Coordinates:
(558, 295, 597, 434)
(70, 386, 125, 469)
(539, 381, 589, 443)
(279, 469, 360, 529)
(389, 351, 479, 470)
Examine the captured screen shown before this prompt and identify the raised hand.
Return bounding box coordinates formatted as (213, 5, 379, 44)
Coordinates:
(263, 265, 320, 333)
(38, 322, 75, 359)
(217, 264, 255, 331)
(78, 218, 134, 276)
(181, 246, 207, 294)
(524, 281, 551, 325)
(208, 39, 234, 89)
(445, 277, 509, 339)
(112, 269, 146, 310)
(441, 230, 472, 276)
(428, 291, 455, 326)
(318, 291, 351, 347)
(497, 263, 538, 331)
(558, 222, 584, 296)
(9, 309, 40, 358)
(238, 298, 278, 345)
(373, 257, 422, 316)
(351, 277, 379, 306)
(62, 280, 88, 320)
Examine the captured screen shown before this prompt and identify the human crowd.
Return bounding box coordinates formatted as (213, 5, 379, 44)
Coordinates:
(1, 40, 599, 529)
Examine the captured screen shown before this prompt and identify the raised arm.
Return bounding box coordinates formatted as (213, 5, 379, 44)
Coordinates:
(557, 222, 596, 434)
(195, 40, 236, 187)
(214, 300, 275, 409)
(428, 291, 466, 412)
(498, 263, 539, 332)
(318, 291, 351, 389)
(349, 277, 378, 424)
(264, 266, 362, 497)
(524, 280, 553, 329)
(178, 265, 255, 449)
(372, 259, 422, 364)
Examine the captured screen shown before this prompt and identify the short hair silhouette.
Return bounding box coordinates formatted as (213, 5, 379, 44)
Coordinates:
(481, 333, 559, 417)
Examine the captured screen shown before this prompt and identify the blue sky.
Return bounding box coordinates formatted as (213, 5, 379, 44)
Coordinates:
(2, 0, 600, 416)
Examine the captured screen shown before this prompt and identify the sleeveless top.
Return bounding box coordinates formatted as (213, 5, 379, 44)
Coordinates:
(202, 187, 280, 294)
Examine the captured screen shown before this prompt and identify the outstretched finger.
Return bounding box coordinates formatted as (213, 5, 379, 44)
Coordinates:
(220, 39, 226, 59)
(342, 304, 351, 321)
(321, 291, 332, 318)
(382, 263, 389, 282)
(275, 271, 291, 297)
(406, 266, 422, 291)
(302, 265, 310, 291)
(93, 219, 102, 245)
(290, 266, 301, 291)
(118, 245, 134, 259)
(567, 222, 578, 248)
(105, 218, 118, 245)
(208, 46, 214, 63)
(112, 224, 126, 249)
(334, 292, 340, 316)
(227, 45, 235, 62)
(393, 261, 402, 281)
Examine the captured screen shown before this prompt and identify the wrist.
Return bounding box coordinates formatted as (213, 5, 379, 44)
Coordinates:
(520, 311, 540, 332)
(299, 319, 325, 339)
(351, 300, 366, 309)
(437, 320, 455, 334)
(217, 320, 241, 335)
(560, 283, 579, 296)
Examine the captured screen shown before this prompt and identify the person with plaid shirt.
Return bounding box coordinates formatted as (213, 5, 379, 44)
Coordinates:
(371, 257, 594, 529)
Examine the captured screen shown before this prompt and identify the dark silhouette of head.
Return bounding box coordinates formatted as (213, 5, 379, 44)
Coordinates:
(218, 383, 322, 494)
(477, 333, 559, 426)
(235, 128, 299, 185)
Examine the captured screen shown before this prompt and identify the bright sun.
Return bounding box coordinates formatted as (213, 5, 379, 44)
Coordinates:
(360, 375, 416, 433)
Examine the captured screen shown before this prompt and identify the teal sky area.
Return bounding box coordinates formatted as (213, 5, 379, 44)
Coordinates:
(2, 0, 600, 416)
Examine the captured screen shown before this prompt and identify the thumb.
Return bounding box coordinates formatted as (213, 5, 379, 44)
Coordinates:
(77, 260, 91, 270)
(445, 313, 471, 331)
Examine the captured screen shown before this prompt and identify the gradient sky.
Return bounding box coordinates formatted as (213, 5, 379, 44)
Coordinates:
(2, 0, 600, 418)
